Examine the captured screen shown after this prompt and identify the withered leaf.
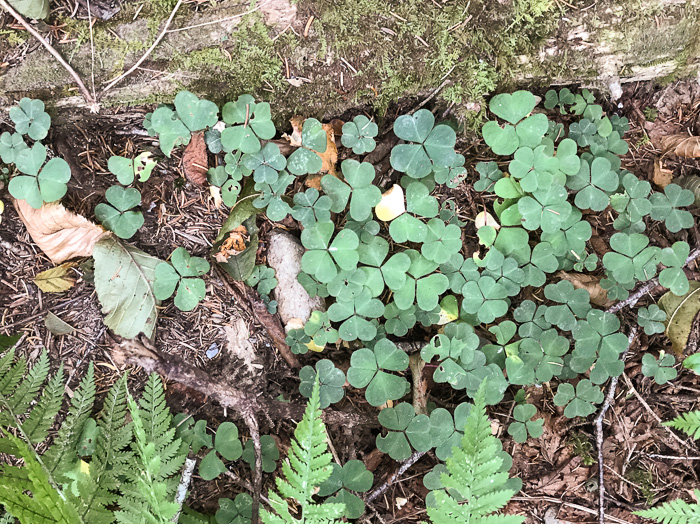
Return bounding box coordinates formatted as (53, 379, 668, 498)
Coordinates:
(35, 263, 77, 293)
(652, 157, 673, 188)
(14, 199, 108, 264)
(557, 271, 613, 308)
(183, 131, 208, 186)
(661, 134, 700, 158)
(45, 311, 75, 336)
(214, 225, 249, 263)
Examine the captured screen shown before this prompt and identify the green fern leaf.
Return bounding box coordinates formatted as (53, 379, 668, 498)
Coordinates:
(427, 383, 524, 524)
(45, 363, 96, 480)
(0, 352, 25, 397)
(5, 350, 50, 419)
(664, 411, 700, 440)
(23, 364, 64, 443)
(75, 373, 131, 524)
(261, 377, 345, 523)
(635, 490, 700, 523)
(115, 374, 187, 524)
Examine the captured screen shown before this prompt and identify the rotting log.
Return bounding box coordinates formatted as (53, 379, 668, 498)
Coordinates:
(0, 0, 698, 124)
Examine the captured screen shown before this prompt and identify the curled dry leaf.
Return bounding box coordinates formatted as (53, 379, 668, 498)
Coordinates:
(557, 271, 614, 308)
(474, 210, 500, 230)
(34, 262, 77, 293)
(14, 198, 108, 264)
(660, 281, 700, 355)
(214, 225, 249, 263)
(182, 131, 208, 185)
(652, 157, 673, 188)
(661, 134, 700, 158)
(209, 185, 223, 209)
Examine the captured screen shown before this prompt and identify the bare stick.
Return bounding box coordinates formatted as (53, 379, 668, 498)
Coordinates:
(595, 327, 637, 524)
(100, 0, 183, 96)
(607, 247, 700, 313)
(244, 414, 263, 524)
(171, 457, 196, 523)
(0, 0, 98, 111)
(366, 451, 426, 503)
(165, 0, 274, 33)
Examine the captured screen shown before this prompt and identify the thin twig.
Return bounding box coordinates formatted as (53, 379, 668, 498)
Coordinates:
(409, 78, 452, 115)
(99, 0, 184, 96)
(0, 0, 98, 111)
(171, 457, 196, 523)
(643, 453, 700, 460)
(165, 0, 273, 33)
(511, 496, 635, 524)
(607, 247, 700, 313)
(595, 327, 637, 524)
(366, 451, 426, 503)
(623, 373, 698, 453)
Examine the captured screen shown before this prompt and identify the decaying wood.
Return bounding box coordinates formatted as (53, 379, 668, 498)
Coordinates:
(112, 336, 379, 427)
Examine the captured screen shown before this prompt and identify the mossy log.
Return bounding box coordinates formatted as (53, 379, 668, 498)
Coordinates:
(0, 0, 698, 124)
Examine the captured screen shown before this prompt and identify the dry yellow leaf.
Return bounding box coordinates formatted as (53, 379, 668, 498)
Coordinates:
(34, 263, 77, 293)
(375, 184, 405, 222)
(14, 199, 109, 264)
(661, 134, 700, 158)
(652, 157, 673, 188)
(557, 271, 613, 308)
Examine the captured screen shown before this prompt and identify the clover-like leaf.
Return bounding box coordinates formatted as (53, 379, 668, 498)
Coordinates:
(507, 403, 544, 443)
(489, 91, 537, 124)
(0, 132, 28, 164)
(243, 142, 286, 184)
(10, 144, 71, 209)
(650, 183, 695, 233)
(513, 300, 551, 338)
(568, 156, 619, 211)
(519, 329, 569, 383)
(151, 106, 191, 157)
(394, 251, 449, 311)
(221, 94, 275, 153)
(286, 118, 327, 175)
(421, 218, 462, 264)
(659, 241, 690, 296)
(570, 309, 627, 383)
(543, 280, 591, 331)
(340, 160, 382, 220)
(461, 275, 508, 324)
(10, 98, 51, 141)
(285, 328, 312, 355)
(216, 493, 253, 524)
(518, 185, 572, 233)
(509, 145, 559, 192)
(153, 247, 209, 311)
(428, 402, 474, 459)
(328, 288, 384, 341)
(108, 153, 157, 185)
(301, 221, 359, 283)
(245, 264, 277, 296)
(553, 379, 604, 418)
(641, 352, 677, 385)
(383, 302, 417, 336)
(610, 171, 652, 223)
(603, 232, 660, 285)
(242, 435, 279, 473)
(342, 115, 378, 154)
(291, 187, 332, 227)
(94, 185, 144, 239)
(253, 171, 294, 221)
(299, 359, 346, 408)
(637, 304, 667, 336)
(540, 208, 591, 260)
(346, 339, 409, 406)
(376, 403, 432, 460)
(474, 161, 503, 193)
(390, 109, 457, 178)
(214, 421, 243, 462)
(318, 461, 374, 519)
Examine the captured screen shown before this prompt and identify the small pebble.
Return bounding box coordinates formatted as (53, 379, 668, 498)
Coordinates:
(206, 343, 219, 359)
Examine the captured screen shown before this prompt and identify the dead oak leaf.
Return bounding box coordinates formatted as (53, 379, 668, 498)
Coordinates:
(183, 131, 208, 185)
(14, 198, 109, 264)
(661, 134, 700, 158)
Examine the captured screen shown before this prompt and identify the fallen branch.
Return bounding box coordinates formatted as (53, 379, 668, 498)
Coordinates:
(366, 451, 426, 503)
(594, 326, 637, 524)
(112, 337, 378, 427)
(0, 0, 99, 111)
(171, 457, 196, 523)
(244, 413, 263, 524)
(607, 247, 700, 313)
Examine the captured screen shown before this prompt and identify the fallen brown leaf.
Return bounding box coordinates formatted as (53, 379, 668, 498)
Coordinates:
(182, 131, 207, 185)
(661, 134, 700, 158)
(14, 199, 108, 264)
(214, 225, 249, 263)
(652, 157, 673, 188)
(34, 263, 77, 293)
(305, 122, 338, 188)
(557, 271, 614, 307)
(45, 311, 75, 335)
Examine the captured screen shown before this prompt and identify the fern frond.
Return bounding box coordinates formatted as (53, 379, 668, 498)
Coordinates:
(45, 363, 96, 479)
(23, 364, 64, 443)
(115, 374, 187, 524)
(0, 353, 25, 397)
(427, 383, 524, 524)
(664, 411, 700, 440)
(5, 350, 50, 419)
(261, 378, 345, 524)
(635, 491, 700, 524)
(0, 431, 81, 524)
(75, 373, 131, 524)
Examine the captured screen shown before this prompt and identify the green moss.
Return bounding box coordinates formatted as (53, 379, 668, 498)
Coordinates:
(626, 467, 655, 505)
(567, 431, 596, 466)
(0, 30, 27, 47)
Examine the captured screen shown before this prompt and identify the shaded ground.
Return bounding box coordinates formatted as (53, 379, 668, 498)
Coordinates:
(2, 7, 700, 517)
